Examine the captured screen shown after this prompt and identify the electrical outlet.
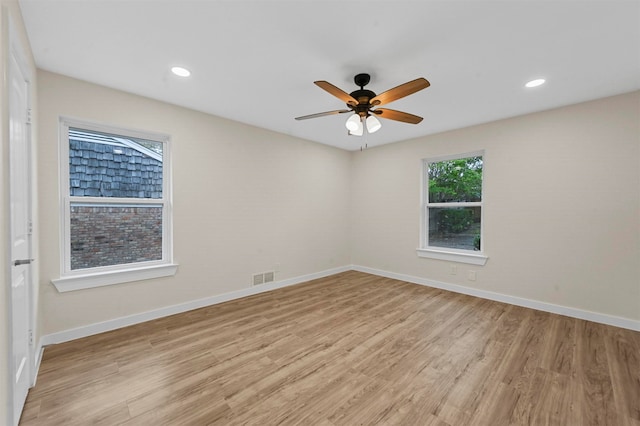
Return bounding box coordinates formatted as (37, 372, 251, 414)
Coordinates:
(468, 270, 477, 281)
(450, 264, 457, 275)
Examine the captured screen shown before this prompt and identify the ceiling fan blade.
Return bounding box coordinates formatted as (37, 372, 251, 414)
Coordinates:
(314, 81, 358, 106)
(370, 78, 430, 106)
(374, 108, 423, 124)
(295, 109, 351, 120)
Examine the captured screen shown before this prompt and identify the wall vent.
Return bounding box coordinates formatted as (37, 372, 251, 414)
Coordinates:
(253, 271, 275, 286)
(252, 273, 264, 286)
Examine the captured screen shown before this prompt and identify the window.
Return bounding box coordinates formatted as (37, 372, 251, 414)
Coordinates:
(418, 152, 487, 265)
(52, 118, 177, 292)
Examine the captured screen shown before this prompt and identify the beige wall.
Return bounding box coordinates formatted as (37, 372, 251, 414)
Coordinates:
(35, 75, 640, 337)
(350, 91, 640, 322)
(1, 0, 38, 423)
(37, 70, 351, 335)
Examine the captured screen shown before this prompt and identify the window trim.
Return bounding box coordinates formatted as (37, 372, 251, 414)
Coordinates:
(54, 117, 177, 291)
(417, 150, 488, 266)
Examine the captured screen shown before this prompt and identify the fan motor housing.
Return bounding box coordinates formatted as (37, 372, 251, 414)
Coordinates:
(349, 89, 376, 105)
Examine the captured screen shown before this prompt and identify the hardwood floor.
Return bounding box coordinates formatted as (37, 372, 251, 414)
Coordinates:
(20, 271, 640, 425)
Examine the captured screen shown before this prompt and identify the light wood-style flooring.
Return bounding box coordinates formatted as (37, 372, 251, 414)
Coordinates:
(20, 271, 640, 425)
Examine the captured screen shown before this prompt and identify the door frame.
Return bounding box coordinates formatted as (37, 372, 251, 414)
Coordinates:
(5, 11, 36, 426)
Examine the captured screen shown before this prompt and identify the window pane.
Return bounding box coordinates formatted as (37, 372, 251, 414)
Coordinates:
(70, 204, 163, 270)
(428, 207, 481, 251)
(69, 128, 163, 199)
(428, 156, 482, 203)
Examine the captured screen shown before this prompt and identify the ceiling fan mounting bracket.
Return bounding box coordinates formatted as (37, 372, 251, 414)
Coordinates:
(353, 73, 371, 88)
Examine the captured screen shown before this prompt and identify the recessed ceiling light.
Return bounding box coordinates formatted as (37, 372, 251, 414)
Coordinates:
(525, 78, 545, 88)
(171, 66, 191, 77)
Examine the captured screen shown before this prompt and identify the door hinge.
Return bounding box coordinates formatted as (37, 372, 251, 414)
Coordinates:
(26, 108, 32, 125)
(28, 220, 33, 235)
(28, 329, 34, 346)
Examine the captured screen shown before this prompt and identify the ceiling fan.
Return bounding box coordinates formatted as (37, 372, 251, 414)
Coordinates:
(295, 73, 430, 136)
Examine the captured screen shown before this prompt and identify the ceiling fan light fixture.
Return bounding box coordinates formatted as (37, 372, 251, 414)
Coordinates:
(345, 114, 361, 132)
(351, 124, 364, 136)
(350, 122, 364, 136)
(346, 114, 364, 136)
(366, 115, 382, 133)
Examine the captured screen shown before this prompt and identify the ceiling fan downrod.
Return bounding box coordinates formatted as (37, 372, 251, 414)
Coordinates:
(349, 73, 377, 114)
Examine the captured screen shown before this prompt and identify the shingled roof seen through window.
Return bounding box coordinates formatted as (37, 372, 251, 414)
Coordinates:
(69, 128, 163, 199)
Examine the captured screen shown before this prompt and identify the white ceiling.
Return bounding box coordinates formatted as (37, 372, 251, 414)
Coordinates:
(19, 0, 640, 151)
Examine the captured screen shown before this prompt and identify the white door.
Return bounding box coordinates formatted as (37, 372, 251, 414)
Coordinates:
(9, 46, 32, 426)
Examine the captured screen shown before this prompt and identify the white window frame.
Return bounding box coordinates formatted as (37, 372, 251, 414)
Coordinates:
(52, 117, 177, 292)
(417, 150, 488, 265)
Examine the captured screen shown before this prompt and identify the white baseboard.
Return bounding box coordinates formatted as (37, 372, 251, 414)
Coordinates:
(32, 263, 639, 381)
(37, 262, 638, 357)
(31, 344, 45, 387)
(352, 265, 640, 332)
(39, 265, 351, 347)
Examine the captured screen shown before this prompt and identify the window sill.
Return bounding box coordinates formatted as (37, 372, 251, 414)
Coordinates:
(51, 263, 179, 292)
(416, 248, 488, 265)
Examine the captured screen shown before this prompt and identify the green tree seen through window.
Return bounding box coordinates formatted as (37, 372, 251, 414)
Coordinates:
(428, 156, 482, 203)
